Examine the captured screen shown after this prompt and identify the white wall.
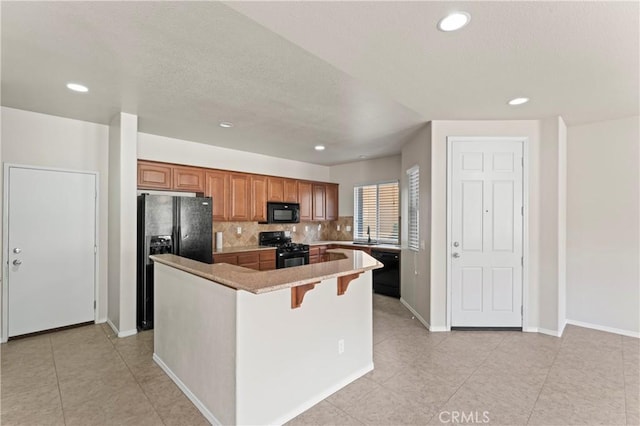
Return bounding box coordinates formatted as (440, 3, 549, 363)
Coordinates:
(138, 132, 331, 182)
(430, 120, 549, 332)
(329, 156, 401, 216)
(400, 124, 431, 327)
(1, 107, 110, 322)
(567, 116, 640, 336)
(107, 113, 138, 336)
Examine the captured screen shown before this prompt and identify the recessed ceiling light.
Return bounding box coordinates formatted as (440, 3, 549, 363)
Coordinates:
(219, 122, 234, 128)
(508, 97, 530, 106)
(314, 145, 326, 151)
(66, 83, 88, 93)
(437, 12, 471, 32)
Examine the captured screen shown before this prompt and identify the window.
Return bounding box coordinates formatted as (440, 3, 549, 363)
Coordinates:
(354, 181, 399, 244)
(407, 166, 419, 251)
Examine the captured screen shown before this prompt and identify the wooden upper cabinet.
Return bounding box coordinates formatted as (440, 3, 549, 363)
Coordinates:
(229, 173, 251, 221)
(298, 181, 313, 221)
(283, 179, 298, 203)
(173, 166, 205, 193)
(325, 184, 339, 221)
(205, 170, 229, 221)
(138, 161, 172, 189)
(312, 184, 326, 221)
(267, 177, 284, 202)
(251, 175, 268, 222)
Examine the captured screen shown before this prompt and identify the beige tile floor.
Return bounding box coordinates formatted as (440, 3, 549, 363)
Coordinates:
(1, 295, 638, 425)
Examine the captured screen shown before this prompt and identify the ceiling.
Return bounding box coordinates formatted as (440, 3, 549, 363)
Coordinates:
(2, 2, 638, 166)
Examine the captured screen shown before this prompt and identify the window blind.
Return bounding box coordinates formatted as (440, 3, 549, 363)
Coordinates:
(407, 166, 419, 251)
(353, 181, 399, 244)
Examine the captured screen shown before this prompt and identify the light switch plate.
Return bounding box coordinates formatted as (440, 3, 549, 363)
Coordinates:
(284, 231, 291, 237)
(346, 225, 352, 232)
(236, 227, 242, 235)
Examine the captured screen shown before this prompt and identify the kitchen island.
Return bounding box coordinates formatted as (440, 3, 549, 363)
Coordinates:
(150, 249, 382, 425)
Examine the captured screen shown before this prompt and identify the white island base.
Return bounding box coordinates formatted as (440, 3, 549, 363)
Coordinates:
(152, 261, 374, 425)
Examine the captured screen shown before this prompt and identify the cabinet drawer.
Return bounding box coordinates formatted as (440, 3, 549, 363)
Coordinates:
(237, 252, 260, 265)
(213, 253, 238, 265)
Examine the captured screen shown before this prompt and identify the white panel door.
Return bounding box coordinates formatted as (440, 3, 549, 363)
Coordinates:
(7, 166, 96, 337)
(450, 141, 523, 327)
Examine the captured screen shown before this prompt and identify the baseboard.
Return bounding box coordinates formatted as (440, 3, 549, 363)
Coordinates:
(522, 327, 538, 333)
(399, 298, 432, 330)
(154, 353, 371, 425)
(106, 319, 119, 336)
(153, 353, 223, 425)
(118, 328, 137, 338)
(566, 319, 640, 338)
(106, 319, 138, 338)
(270, 363, 374, 425)
(537, 327, 563, 337)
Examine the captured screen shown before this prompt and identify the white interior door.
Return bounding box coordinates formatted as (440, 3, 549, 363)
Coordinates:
(450, 140, 523, 327)
(6, 166, 96, 337)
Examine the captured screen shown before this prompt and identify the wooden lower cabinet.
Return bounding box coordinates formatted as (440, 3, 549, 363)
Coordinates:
(213, 249, 276, 271)
(309, 245, 328, 264)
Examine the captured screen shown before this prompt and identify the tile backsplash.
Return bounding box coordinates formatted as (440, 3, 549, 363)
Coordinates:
(212, 216, 354, 249)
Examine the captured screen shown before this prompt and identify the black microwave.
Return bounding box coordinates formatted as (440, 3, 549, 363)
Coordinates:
(266, 202, 300, 224)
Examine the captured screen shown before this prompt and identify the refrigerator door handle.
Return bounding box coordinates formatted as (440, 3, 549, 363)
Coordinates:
(172, 226, 180, 254)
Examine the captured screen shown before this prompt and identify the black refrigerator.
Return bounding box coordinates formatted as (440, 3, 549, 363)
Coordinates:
(137, 194, 213, 330)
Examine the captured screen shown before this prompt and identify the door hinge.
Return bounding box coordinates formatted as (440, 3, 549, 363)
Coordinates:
(94, 246, 97, 254)
(94, 300, 96, 310)
(521, 206, 524, 216)
(521, 305, 523, 317)
(521, 256, 524, 266)
(521, 157, 524, 167)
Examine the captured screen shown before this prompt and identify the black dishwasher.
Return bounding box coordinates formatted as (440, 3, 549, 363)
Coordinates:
(371, 250, 400, 298)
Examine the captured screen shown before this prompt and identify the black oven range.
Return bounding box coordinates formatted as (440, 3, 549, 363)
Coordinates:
(258, 231, 310, 269)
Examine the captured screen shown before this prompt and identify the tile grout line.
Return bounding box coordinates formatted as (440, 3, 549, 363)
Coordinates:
(99, 325, 169, 426)
(524, 333, 567, 425)
(425, 333, 510, 424)
(49, 335, 68, 426)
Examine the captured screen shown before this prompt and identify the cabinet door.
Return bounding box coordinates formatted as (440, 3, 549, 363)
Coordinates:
(173, 166, 205, 192)
(259, 250, 276, 271)
(267, 177, 284, 202)
(205, 171, 229, 221)
(283, 179, 298, 203)
(325, 184, 339, 221)
(298, 181, 313, 221)
(237, 252, 260, 270)
(229, 173, 251, 221)
(251, 175, 268, 222)
(312, 184, 326, 221)
(138, 161, 172, 189)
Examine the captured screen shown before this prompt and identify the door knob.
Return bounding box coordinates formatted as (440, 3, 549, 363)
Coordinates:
(12, 259, 22, 266)
(13, 248, 21, 254)
(452, 252, 460, 258)
(453, 242, 459, 247)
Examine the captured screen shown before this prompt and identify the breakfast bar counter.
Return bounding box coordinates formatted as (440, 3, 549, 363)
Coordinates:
(149, 249, 382, 425)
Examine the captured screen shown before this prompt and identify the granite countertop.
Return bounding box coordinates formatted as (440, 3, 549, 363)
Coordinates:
(213, 245, 275, 254)
(309, 240, 402, 252)
(150, 249, 382, 294)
